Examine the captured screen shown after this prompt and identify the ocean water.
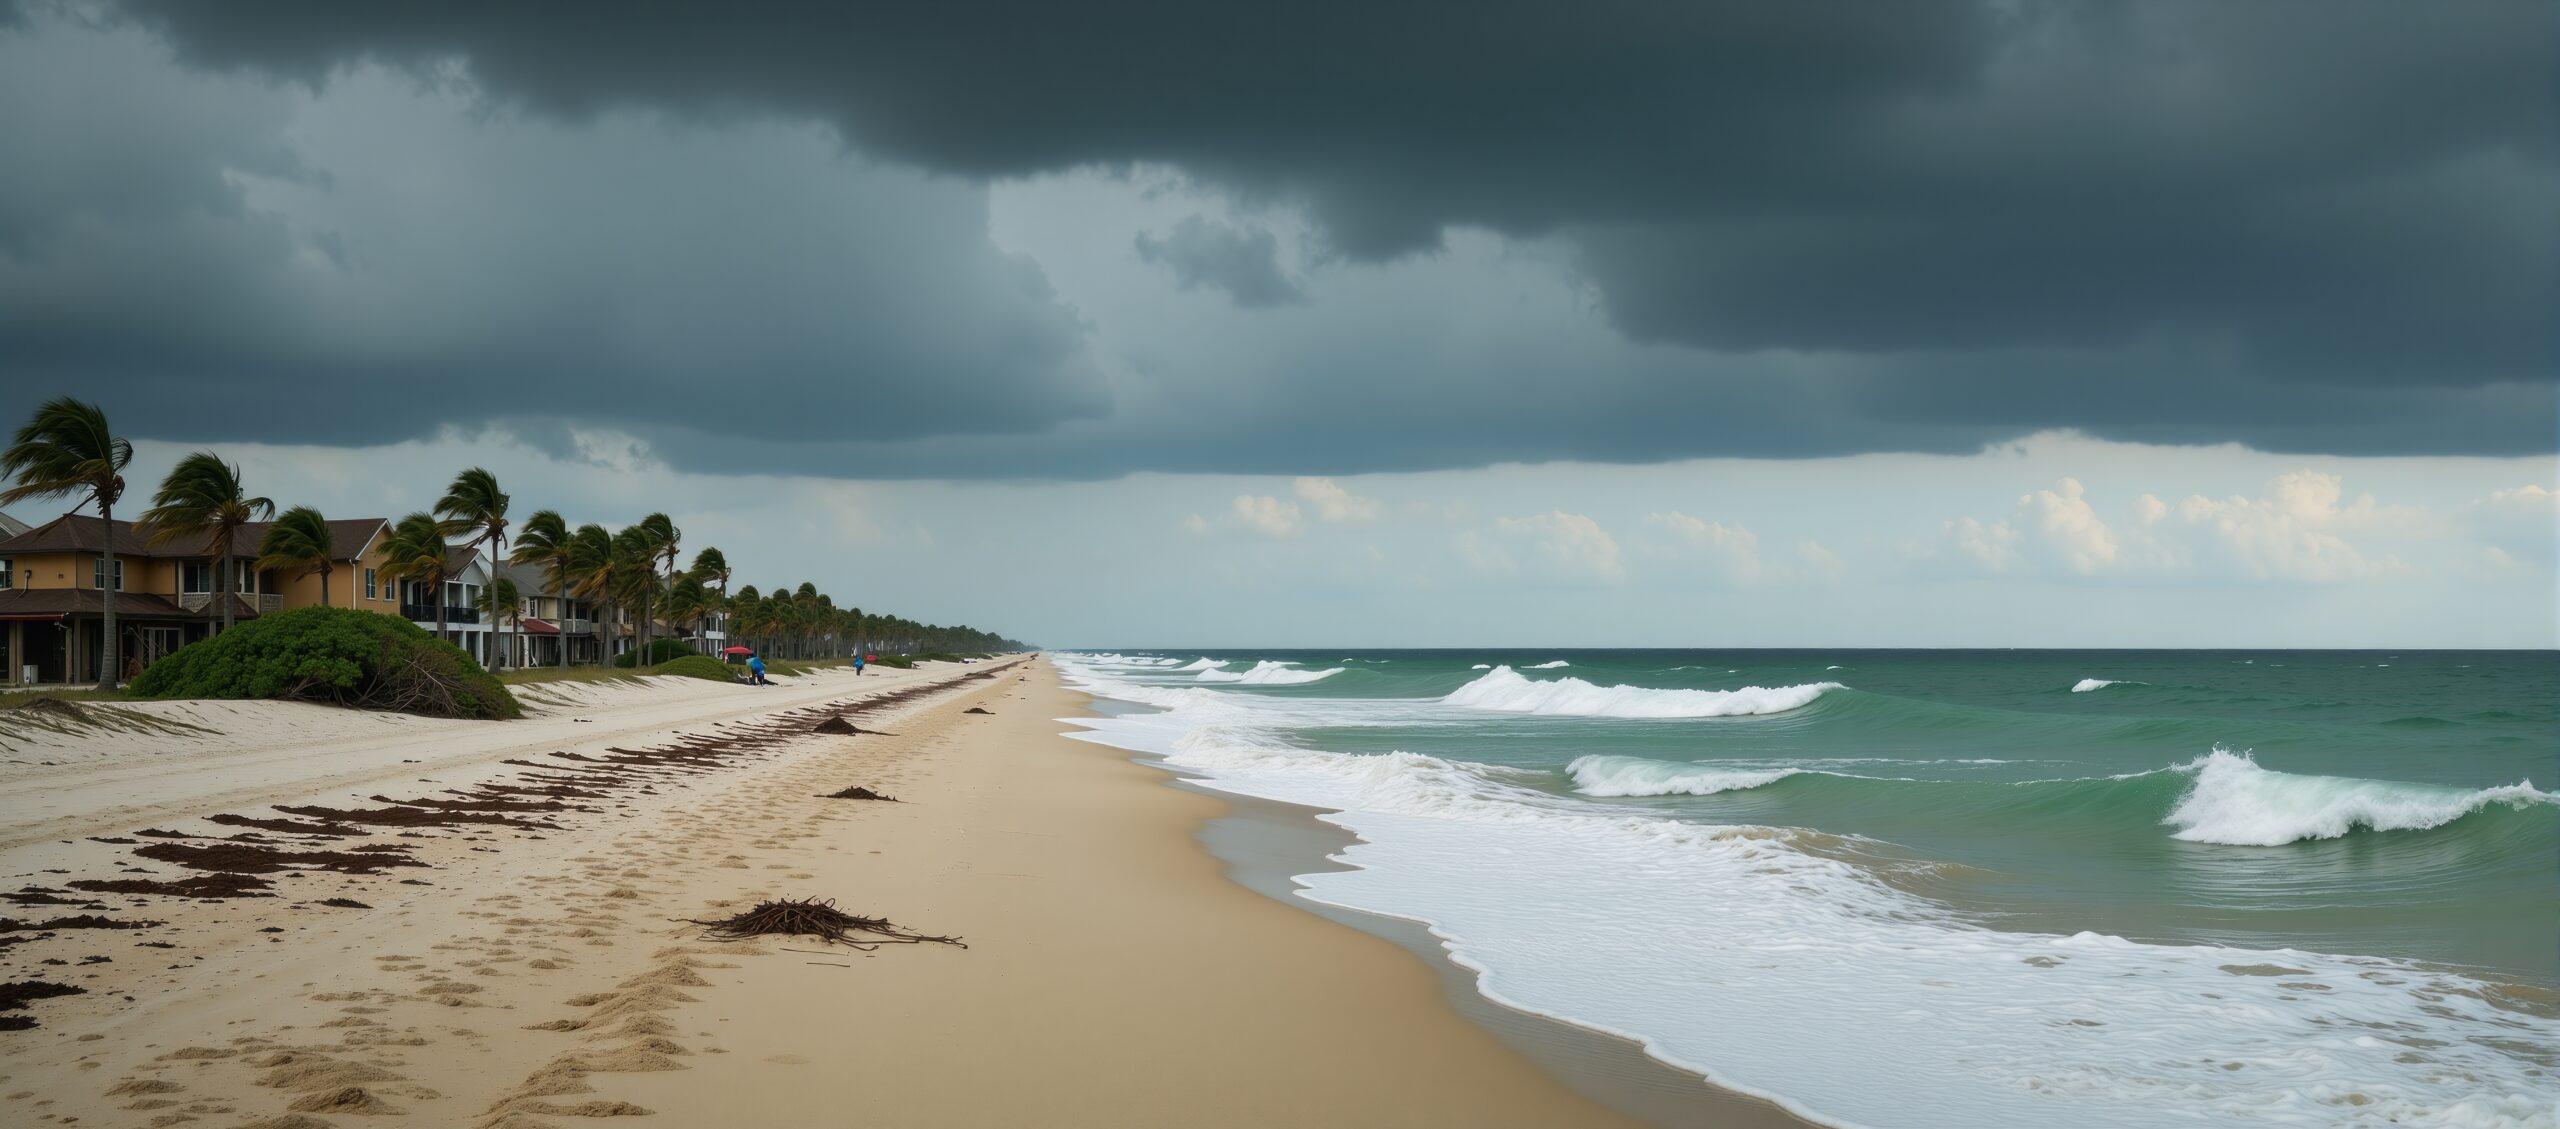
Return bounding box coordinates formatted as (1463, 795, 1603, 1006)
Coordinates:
(1053, 650, 2559, 1129)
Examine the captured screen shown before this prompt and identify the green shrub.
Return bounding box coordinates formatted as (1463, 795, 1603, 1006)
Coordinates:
(611, 639, 700, 668)
(655, 655, 738, 683)
(869, 655, 915, 669)
(131, 606, 520, 720)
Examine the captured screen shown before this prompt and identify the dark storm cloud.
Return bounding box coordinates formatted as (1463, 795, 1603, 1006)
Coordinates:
(1133, 217, 1302, 308)
(2, 0, 2552, 473)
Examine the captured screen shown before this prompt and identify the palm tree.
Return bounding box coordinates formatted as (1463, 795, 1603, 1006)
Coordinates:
(474, 576, 521, 668)
(377, 512, 454, 640)
(137, 451, 275, 634)
(640, 513, 680, 647)
(436, 468, 509, 669)
(611, 524, 659, 661)
(728, 585, 760, 660)
(2, 398, 133, 690)
(689, 547, 729, 655)
(662, 575, 710, 657)
(511, 510, 573, 667)
(565, 523, 620, 662)
(255, 506, 338, 607)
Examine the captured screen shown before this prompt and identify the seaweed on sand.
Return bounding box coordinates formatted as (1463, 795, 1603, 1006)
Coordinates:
(683, 897, 963, 950)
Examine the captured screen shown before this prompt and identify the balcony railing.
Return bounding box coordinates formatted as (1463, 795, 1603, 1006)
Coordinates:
(557, 618, 595, 635)
(400, 603, 481, 625)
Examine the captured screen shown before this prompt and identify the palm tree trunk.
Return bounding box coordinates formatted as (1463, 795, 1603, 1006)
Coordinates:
(218, 553, 233, 634)
(553, 577, 567, 668)
(321, 566, 331, 608)
(434, 571, 448, 641)
(97, 499, 118, 691)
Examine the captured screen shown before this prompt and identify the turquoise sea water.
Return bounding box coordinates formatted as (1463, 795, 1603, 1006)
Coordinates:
(1059, 649, 2558, 1128)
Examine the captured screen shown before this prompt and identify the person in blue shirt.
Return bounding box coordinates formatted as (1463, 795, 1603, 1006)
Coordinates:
(853, 652, 865, 676)
(747, 652, 767, 685)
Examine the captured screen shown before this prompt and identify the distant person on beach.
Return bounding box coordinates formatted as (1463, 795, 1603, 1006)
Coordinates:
(854, 653, 865, 676)
(747, 652, 767, 685)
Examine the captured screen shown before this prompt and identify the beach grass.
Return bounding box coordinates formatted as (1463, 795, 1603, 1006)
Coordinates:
(0, 686, 136, 708)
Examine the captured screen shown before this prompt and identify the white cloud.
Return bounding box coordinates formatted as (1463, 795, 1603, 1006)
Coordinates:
(1947, 515, 2025, 574)
(1645, 511, 1768, 584)
(2157, 471, 2416, 582)
(1295, 477, 1383, 523)
(2463, 483, 2559, 562)
(1941, 471, 2431, 583)
(1491, 511, 1625, 582)
(1227, 494, 1306, 538)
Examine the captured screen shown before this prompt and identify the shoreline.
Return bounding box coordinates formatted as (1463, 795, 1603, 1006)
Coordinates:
(2, 656, 1744, 1127)
(1078, 697, 1819, 1129)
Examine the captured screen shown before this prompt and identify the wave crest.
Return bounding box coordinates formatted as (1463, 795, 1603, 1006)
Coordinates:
(1567, 755, 1804, 797)
(1196, 660, 1345, 685)
(2164, 748, 2558, 846)
(1443, 666, 1841, 719)
(2071, 678, 2119, 692)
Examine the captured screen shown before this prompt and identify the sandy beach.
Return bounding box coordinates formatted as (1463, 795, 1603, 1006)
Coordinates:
(0, 657, 1795, 1128)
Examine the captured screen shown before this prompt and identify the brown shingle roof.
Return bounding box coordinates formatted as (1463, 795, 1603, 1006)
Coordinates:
(0, 513, 392, 562)
(229, 518, 387, 561)
(0, 513, 160, 557)
(0, 588, 224, 621)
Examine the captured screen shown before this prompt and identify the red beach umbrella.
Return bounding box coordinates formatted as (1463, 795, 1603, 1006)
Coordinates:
(722, 646, 753, 655)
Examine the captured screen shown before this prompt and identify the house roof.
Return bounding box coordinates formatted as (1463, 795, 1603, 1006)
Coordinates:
(0, 513, 391, 562)
(494, 559, 553, 591)
(231, 518, 387, 562)
(0, 513, 160, 557)
(0, 510, 29, 539)
(0, 587, 240, 621)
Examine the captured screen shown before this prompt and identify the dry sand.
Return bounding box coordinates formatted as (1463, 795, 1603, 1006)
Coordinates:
(0, 657, 1796, 1127)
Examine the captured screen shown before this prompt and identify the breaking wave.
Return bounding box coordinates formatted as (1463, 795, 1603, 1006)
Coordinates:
(1568, 756, 1807, 797)
(1196, 660, 1345, 686)
(2163, 748, 2558, 846)
(1443, 666, 1841, 719)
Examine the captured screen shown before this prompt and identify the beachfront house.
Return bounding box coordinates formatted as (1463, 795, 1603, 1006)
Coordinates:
(496, 559, 611, 668)
(0, 512, 409, 686)
(395, 547, 499, 669)
(0, 513, 267, 684)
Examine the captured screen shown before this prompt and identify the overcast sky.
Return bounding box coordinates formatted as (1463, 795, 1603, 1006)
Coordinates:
(2, 1, 2550, 647)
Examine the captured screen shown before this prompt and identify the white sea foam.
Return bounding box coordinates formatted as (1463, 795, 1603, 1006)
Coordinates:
(1178, 657, 1227, 671)
(2071, 678, 2118, 692)
(1528, 659, 1571, 669)
(1470, 663, 1492, 669)
(1444, 666, 1840, 719)
(2164, 748, 2557, 846)
(1568, 755, 1804, 797)
(1053, 655, 2559, 1129)
(1196, 660, 1345, 685)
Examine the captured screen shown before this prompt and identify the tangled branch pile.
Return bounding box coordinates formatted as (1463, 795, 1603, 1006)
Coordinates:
(686, 897, 963, 950)
(130, 606, 519, 720)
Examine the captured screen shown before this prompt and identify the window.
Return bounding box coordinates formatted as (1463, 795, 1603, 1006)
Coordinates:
(365, 568, 377, 600)
(181, 562, 213, 593)
(91, 558, 124, 591)
(0, 558, 11, 590)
